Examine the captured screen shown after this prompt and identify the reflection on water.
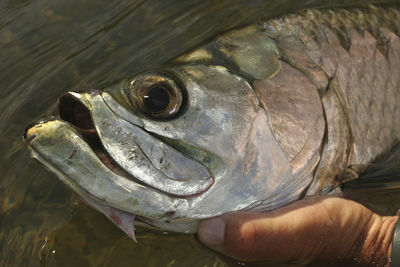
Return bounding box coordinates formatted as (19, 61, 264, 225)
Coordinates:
(0, 0, 399, 266)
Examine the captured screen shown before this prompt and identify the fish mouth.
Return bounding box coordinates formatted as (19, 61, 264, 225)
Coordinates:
(24, 93, 145, 187)
(23, 116, 156, 238)
(56, 93, 141, 181)
(55, 92, 214, 196)
(23, 91, 211, 235)
(24, 123, 198, 237)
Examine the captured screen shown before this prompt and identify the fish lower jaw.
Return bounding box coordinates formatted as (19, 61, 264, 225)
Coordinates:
(32, 148, 194, 237)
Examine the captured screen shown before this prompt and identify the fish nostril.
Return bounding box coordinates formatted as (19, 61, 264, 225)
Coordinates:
(23, 117, 58, 144)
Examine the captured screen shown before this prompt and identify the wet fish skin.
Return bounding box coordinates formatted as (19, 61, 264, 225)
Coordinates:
(260, 6, 400, 194)
(175, 5, 400, 198)
(24, 6, 400, 235)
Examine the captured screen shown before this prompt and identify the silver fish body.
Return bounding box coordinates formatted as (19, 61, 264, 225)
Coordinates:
(25, 6, 400, 236)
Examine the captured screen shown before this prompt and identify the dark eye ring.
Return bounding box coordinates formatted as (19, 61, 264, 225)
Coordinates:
(129, 73, 183, 119)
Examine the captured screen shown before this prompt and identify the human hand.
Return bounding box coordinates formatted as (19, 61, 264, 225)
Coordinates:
(198, 197, 398, 266)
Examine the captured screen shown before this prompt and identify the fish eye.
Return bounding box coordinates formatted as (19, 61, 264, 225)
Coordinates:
(129, 73, 183, 119)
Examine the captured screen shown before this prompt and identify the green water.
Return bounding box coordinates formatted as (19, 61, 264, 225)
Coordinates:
(1, 0, 399, 266)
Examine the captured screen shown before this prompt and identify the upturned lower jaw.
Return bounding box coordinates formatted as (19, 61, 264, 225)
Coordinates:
(23, 119, 188, 221)
(25, 124, 198, 236)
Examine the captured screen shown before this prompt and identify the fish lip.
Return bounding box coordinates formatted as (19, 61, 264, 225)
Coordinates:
(23, 116, 58, 144)
(23, 124, 37, 144)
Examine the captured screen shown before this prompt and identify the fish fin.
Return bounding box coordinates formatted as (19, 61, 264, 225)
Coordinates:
(104, 208, 137, 242)
(341, 141, 400, 196)
(82, 197, 137, 242)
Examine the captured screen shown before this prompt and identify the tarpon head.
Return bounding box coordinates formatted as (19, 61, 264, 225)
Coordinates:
(24, 26, 324, 236)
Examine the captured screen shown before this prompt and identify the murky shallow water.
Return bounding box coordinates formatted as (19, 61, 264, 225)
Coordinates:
(1, 0, 400, 266)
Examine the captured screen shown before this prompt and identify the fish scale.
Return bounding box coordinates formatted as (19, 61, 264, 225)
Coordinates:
(254, 7, 400, 194)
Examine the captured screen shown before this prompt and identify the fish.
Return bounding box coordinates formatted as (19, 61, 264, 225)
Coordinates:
(24, 6, 400, 239)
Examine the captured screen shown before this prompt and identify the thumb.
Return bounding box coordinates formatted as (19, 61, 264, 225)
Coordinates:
(197, 198, 372, 264)
(198, 211, 293, 262)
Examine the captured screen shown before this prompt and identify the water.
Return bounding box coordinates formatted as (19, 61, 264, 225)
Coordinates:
(0, 0, 399, 266)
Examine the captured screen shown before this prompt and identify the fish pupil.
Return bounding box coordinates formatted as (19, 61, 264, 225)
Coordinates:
(144, 86, 170, 113)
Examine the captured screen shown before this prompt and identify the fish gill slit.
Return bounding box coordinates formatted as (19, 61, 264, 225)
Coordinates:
(329, 81, 354, 168)
(236, 106, 260, 155)
(303, 102, 330, 197)
(278, 55, 330, 97)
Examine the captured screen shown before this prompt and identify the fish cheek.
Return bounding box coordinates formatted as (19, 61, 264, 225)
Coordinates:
(161, 64, 259, 160)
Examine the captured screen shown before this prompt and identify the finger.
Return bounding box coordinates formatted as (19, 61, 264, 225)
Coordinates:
(197, 197, 372, 264)
(198, 211, 302, 263)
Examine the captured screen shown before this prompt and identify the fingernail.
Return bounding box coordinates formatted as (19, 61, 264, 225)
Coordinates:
(198, 218, 225, 249)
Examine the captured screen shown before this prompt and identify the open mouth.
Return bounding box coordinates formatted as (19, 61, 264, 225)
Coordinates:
(24, 91, 209, 235)
(23, 94, 164, 238)
(58, 93, 135, 179)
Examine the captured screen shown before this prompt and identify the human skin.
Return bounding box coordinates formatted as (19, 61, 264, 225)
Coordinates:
(198, 197, 398, 266)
